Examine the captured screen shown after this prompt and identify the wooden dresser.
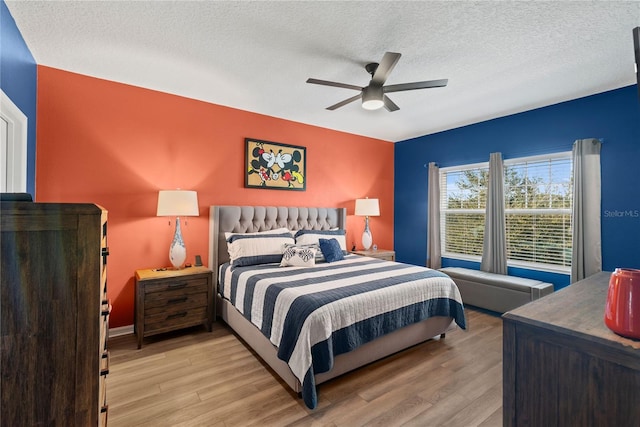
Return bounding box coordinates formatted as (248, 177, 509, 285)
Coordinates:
(0, 202, 109, 426)
(503, 271, 640, 426)
(135, 266, 213, 348)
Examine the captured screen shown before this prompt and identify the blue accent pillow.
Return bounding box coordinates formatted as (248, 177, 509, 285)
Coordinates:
(318, 238, 344, 263)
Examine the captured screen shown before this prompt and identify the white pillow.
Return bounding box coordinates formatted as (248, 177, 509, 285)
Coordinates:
(226, 229, 294, 267)
(280, 245, 317, 267)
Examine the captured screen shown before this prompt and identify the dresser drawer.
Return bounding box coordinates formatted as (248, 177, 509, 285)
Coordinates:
(99, 351, 108, 416)
(100, 301, 111, 351)
(100, 404, 108, 427)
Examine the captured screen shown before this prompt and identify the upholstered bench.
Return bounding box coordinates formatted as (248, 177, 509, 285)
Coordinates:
(439, 267, 554, 313)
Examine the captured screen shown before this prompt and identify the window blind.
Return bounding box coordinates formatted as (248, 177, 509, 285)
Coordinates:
(504, 155, 573, 268)
(440, 165, 488, 260)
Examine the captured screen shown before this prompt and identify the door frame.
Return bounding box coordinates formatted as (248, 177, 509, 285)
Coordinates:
(1, 88, 28, 193)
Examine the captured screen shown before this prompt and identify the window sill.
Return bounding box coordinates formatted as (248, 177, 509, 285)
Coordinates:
(442, 254, 571, 275)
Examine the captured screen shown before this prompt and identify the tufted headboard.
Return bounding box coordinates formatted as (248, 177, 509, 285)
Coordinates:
(208, 205, 347, 286)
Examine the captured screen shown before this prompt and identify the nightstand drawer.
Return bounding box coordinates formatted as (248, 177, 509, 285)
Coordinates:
(144, 306, 208, 334)
(143, 277, 208, 294)
(351, 249, 395, 261)
(145, 291, 208, 312)
(144, 282, 207, 305)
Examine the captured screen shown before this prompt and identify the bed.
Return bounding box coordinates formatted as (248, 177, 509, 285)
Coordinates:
(208, 205, 466, 409)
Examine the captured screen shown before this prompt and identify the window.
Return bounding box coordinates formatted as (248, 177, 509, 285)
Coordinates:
(440, 162, 488, 258)
(440, 152, 573, 271)
(504, 154, 573, 269)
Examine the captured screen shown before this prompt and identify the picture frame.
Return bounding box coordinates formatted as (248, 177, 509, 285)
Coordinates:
(245, 138, 306, 191)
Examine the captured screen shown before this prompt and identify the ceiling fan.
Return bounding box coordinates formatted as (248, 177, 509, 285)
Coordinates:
(306, 52, 448, 112)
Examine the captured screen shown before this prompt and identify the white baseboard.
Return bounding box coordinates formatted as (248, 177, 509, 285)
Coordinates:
(109, 324, 134, 337)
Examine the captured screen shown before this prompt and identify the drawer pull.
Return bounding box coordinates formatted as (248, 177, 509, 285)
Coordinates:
(167, 297, 188, 305)
(166, 312, 188, 320)
(100, 351, 111, 376)
(168, 282, 187, 289)
(101, 404, 108, 414)
(101, 301, 112, 317)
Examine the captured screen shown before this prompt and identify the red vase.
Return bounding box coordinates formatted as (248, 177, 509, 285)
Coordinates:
(604, 268, 640, 339)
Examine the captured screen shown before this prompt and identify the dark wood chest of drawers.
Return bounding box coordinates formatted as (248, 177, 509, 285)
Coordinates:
(1, 202, 109, 426)
(135, 266, 213, 348)
(503, 271, 640, 426)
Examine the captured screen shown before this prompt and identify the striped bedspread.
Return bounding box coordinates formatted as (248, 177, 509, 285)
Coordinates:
(219, 255, 466, 409)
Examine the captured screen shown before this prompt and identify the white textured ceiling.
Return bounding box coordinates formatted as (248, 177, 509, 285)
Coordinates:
(6, 1, 640, 142)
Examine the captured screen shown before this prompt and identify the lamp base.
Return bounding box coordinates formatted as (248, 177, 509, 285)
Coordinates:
(361, 216, 373, 250)
(169, 217, 187, 269)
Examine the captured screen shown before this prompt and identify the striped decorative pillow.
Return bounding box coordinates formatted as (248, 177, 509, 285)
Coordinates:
(224, 227, 290, 241)
(226, 230, 294, 267)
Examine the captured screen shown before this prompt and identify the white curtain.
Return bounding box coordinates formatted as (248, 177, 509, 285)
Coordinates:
(426, 162, 441, 269)
(481, 152, 507, 274)
(571, 138, 602, 283)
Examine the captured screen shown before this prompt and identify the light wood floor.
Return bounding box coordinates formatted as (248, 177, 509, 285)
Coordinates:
(107, 308, 503, 427)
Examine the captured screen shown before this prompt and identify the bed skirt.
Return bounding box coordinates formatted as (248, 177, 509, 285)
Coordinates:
(217, 294, 455, 393)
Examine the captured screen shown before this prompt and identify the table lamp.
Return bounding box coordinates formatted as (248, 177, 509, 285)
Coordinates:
(355, 197, 380, 250)
(157, 190, 199, 269)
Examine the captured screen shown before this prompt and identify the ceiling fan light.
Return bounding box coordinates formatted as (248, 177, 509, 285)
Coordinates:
(362, 86, 384, 110)
(362, 99, 384, 110)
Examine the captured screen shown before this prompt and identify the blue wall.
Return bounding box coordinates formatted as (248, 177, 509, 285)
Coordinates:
(1, 0, 37, 196)
(394, 85, 640, 290)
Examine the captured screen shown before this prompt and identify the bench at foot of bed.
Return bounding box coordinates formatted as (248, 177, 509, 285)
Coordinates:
(440, 267, 554, 313)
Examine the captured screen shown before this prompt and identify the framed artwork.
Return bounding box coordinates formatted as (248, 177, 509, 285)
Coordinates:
(245, 138, 306, 191)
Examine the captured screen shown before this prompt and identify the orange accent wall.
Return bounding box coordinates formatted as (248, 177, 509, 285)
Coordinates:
(36, 66, 394, 328)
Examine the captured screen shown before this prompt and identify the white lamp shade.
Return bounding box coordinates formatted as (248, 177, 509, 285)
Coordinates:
(355, 198, 380, 217)
(157, 190, 199, 217)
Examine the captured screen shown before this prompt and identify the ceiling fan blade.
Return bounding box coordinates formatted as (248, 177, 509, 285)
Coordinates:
(384, 79, 448, 93)
(306, 78, 362, 91)
(371, 52, 401, 85)
(383, 95, 399, 112)
(326, 94, 361, 110)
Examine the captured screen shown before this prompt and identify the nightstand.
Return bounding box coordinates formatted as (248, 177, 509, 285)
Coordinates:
(135, 266, 213, 348)
(350, 249, 396, 261)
